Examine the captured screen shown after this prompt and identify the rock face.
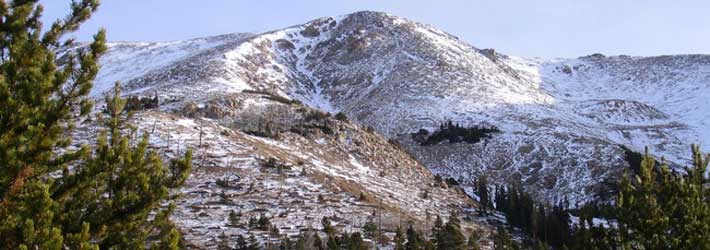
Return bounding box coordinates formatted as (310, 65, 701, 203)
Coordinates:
(90, 11, 710, 209)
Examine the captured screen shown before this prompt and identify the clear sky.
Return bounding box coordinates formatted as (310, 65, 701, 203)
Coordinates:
(40, 0, 710, 58)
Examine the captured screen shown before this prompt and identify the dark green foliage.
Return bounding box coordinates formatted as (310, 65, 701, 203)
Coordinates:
(362, 220, 377, 239)
(313, 232, 324, 250)
(493, 182, 570, 249)
(256, 214, 273, 231)
(290, 123, 335, 136)
(415, 121, 500, 146)
(229, 210, 241, 226)
(261, 157, 291, 174)
(613, 146, 710, 249)
(247, 235, 260, 250)
(0, 2, 192, 248)
(474, 175, 492, 214)
(321, 217, 335, 235)
(348, 232, 368, 250)
(445, 177, 460, 186)
(244, 119, 280, 139)
(235, 235, 249, 250)
(405, 224, 423, 250)
(620, 145, 662, 178)
(304, 110, 331, 122)
(467, 230, 481, 250)
(493, 227, 519, 250)
(434, 214, 466, 250)
(326, 234, 338, 250)
(394, 227, 405, 250)
(489, 146, 710, 250)
(334, 112, 348, 122)
(124, 94, 159, 111)
(218, 233, 232, 250)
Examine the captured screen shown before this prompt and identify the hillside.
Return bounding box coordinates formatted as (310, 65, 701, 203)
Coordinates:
(79, 10, 710, 247)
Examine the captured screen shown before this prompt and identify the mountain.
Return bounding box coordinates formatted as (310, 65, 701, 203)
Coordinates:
(81, 10, 710, 247)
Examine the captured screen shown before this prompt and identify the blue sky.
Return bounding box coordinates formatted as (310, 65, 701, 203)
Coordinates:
(41, 0, 710, 58)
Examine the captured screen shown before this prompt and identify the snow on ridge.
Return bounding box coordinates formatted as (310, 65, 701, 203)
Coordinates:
(93, 35, 243, 96)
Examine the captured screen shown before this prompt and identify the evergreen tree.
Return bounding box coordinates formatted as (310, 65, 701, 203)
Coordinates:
(349, 232, 368, 250)
(362, 220, 377, 239)
(430, 215, 443, 245)
(326, 234, 338, 250)
(613, 146, 710, 249)
(322, 217, 335, 235)
(476, 175, 491, 214)
(494, 185, 508, 211)
(236, 235, 249, 250)
(247, 235, 260, 250)
(493, 227, 518, 250)
(0, 1, 191, 249)
(229, 210, 241, 227)
(467, 230, 481, 250)
(313, 232, 324, 250)
(294, 233, 307, 250)
(406, 224, 422, 250)
(218, 233, 232, 250)
(435, 214, 466, 250)
(394, 227, 405, 250)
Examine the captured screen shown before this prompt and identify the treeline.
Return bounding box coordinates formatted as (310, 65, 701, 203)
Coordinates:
(474, 177, 571, 249)
(221, 213, 492, 250)
(413, 121, 500, 146)
(391, 214, 483, 250)
(471, 144, 710, 249)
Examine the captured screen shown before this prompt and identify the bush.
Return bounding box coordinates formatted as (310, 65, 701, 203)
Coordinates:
(416, 121, 500, 146)
(244, 121, 280, 139)
(445, 177, 460, 186)
(124, 94, 159, 111)
(261, 157, 291, 173)
(335, 112, 348, 122)
(363, 221, 378, 238)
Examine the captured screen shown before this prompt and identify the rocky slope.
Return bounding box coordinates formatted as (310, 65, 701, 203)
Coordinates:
(83, 11, 710, 245)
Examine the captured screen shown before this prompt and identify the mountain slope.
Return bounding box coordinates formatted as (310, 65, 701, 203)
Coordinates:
(89, 11, 710, 207)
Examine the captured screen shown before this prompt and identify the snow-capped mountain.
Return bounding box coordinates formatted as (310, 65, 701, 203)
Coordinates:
(90, 11, 710, 210)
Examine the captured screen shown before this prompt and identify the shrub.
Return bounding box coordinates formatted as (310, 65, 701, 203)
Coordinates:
(124, 94, 159, 111)
(335, 112, 348, 122)
(417, 121, 500, 146)
(363, 221, 378, 238)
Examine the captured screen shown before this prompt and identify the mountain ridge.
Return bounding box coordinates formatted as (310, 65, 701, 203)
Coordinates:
(90, 10, 710, 205)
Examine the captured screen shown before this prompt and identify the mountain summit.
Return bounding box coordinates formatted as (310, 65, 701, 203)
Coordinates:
(81, 10, 710, 246)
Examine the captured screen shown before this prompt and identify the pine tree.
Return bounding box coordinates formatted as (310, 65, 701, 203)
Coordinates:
(394, 227, 406, 250)
(229, 210, 241, 226)
(476, 175, 491, 214)
(247, 235, 260, 250)
(612, 145, 710, 249)
(0, 2, 192, 249)
(430, 215, 443, 245)
(326, 234, 339, 250)
(406, 224, 422, 250)
(493, 227, 518, 250)
(236, 235, 249, 250)
(435, 214, 466, 250)
(467, 230, 481, 250)
(218, 233, 232, 250)
(349, 232, 368, 250)
(313, 232, 324, 250)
